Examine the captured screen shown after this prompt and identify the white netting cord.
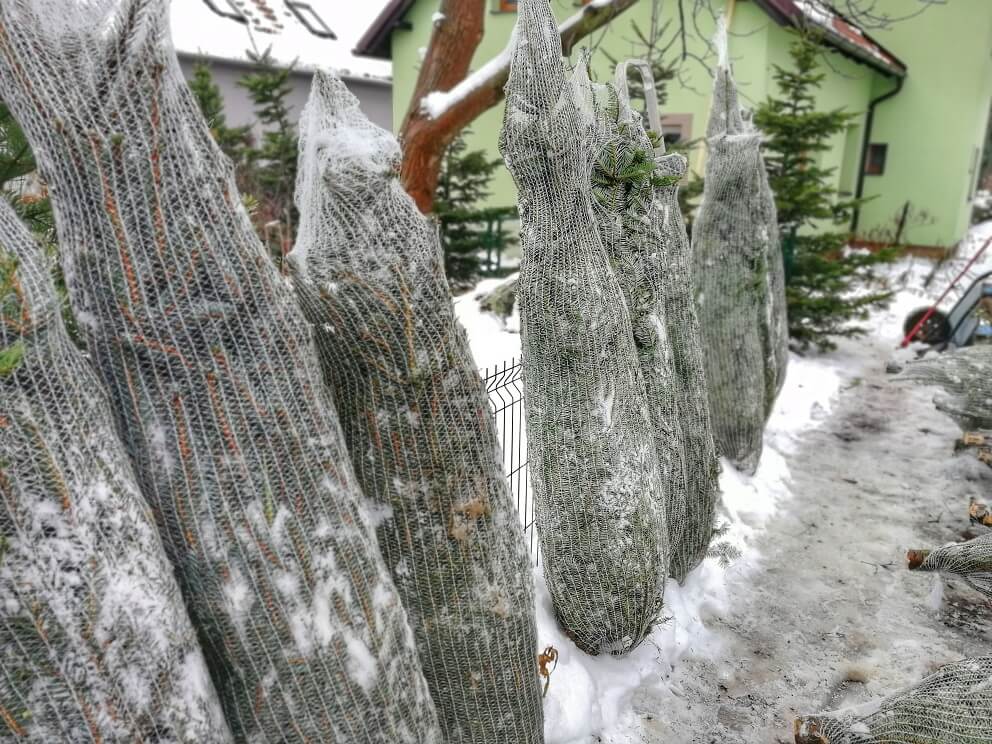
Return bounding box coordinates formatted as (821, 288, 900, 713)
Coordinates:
(910, 533, 992, 601)
(608, 57, 721, 582)
(900, 346, 992, 431)
(0, 200, 232, 742)
(758, 155, 789, 407)
(499, 0, 668, 655)
(0, 2, 441, 741)
(646, 115, 721, 583)
(288, 71, 543, 742)
(794, 655, 992, 743)
(692, 58, 781, 474)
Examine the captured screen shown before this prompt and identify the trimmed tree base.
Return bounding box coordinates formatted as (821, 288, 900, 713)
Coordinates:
(793, 718, 829, 743)
(906, 549, 931, 570)
(970, 498, 992, 527)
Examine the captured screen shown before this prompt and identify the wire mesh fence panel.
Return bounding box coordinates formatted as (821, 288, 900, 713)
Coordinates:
(482, 358, 539, 565)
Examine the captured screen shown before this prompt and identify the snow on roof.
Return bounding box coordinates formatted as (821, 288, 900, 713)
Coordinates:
(755, 0, 906, 77)
(170, 0, 392, 83)
(794, 0, 905, 74)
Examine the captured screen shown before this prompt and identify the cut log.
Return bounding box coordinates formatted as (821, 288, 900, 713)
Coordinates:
(794, 717, 829, 743)
(970, 498, 992, 527)
(906, 549, 931, 570)
(958, 431, 989, 449)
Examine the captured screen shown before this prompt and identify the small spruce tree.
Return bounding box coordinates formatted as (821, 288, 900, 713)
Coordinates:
(188, 63, 251, 163)
(434, 132, 516, 290)
(238, 50, 299, 262)
(755, 34, 898, 351)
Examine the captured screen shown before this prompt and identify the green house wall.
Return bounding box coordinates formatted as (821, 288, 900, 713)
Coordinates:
(859, 0, 992, 247)
(388, 0, 992, 249)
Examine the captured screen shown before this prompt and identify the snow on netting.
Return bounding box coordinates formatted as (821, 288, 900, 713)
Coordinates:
(499, 0, 668, 655)
(899, 346, 992, 431)
(794, 655, 992, 743)
(0, 2, 442, 740)
(288, 71, 543, 742)
(908, 533, 992, 601)
(0, 200, 233, 742)
(692, 31, 786, 474)
(585, 58, 721, 583)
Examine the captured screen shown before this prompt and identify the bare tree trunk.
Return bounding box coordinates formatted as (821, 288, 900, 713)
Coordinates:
(399, 0, 485, 213)
(399, 0, 641, 214)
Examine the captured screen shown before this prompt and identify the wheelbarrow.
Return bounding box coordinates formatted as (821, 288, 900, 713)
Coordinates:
(902, 235, 992, 350)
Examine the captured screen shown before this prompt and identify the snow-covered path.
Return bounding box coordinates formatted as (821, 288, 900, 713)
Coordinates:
(605, 331, 992, 742)
(455, 250, 992, 743)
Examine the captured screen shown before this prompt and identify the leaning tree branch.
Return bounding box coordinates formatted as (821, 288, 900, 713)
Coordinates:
(399, 0, 641, 214)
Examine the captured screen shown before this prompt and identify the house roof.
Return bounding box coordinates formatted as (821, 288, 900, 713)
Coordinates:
(354, 0, 415, 60)
(355, 0, 906, 78)
(171, 0, 392, 83)
(753, 0, 906, 77)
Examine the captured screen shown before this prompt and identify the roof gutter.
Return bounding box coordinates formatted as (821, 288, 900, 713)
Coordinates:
(851, 76, 905, 233)
(175, 50, 392, 87)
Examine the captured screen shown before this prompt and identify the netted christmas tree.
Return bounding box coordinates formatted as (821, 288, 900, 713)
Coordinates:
(583, 59, 719, 582)
(499, 0, 668, 655)
(794, 655, 992, 743)
(692, 30, 785, 474)
(0, 1, 442, 741)
(582, 59, 685, 585)
(899, 346, 992, 431)
(289, 70, 543, 743)
(907, 533, 992, 601)
(0, 199, 233, 742)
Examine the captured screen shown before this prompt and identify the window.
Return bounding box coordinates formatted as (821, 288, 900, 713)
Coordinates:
(659, 114, 693, 146)
(497, 0, 517, 11)
(287, 1, 336, 38)
(865, 143, 887, 176)
(203, 0, 247, 23)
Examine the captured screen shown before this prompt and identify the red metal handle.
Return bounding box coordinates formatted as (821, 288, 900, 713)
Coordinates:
(900, 234, 992, 348)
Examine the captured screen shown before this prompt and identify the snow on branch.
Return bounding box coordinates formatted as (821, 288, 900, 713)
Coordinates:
(420, 0, 637, 120)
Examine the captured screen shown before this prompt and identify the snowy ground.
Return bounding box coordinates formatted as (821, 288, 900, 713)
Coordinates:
(454, 226, 992, 743)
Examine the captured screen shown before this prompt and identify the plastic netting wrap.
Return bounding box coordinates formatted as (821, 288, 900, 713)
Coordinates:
(908, 533, 992, 601)
(0, 200, 232, 743)
(900, 346, 992, 431)
(288, 71, 543, 743)
(582, 60, 719, 582)
(794, 655, 992, 743)
(0, 2, 442, 741)
(654, 144, 722, 583)
(499, 0, 668, 655)
(758, 155, 789, 410)
(581, 61, 686, 583)
(692, 54, 784, 473)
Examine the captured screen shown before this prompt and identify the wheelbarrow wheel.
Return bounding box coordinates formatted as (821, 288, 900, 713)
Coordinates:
(903, 307, 950, 345)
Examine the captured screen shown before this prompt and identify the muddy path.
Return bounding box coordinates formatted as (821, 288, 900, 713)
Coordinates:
(612, 337, 992, 743)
